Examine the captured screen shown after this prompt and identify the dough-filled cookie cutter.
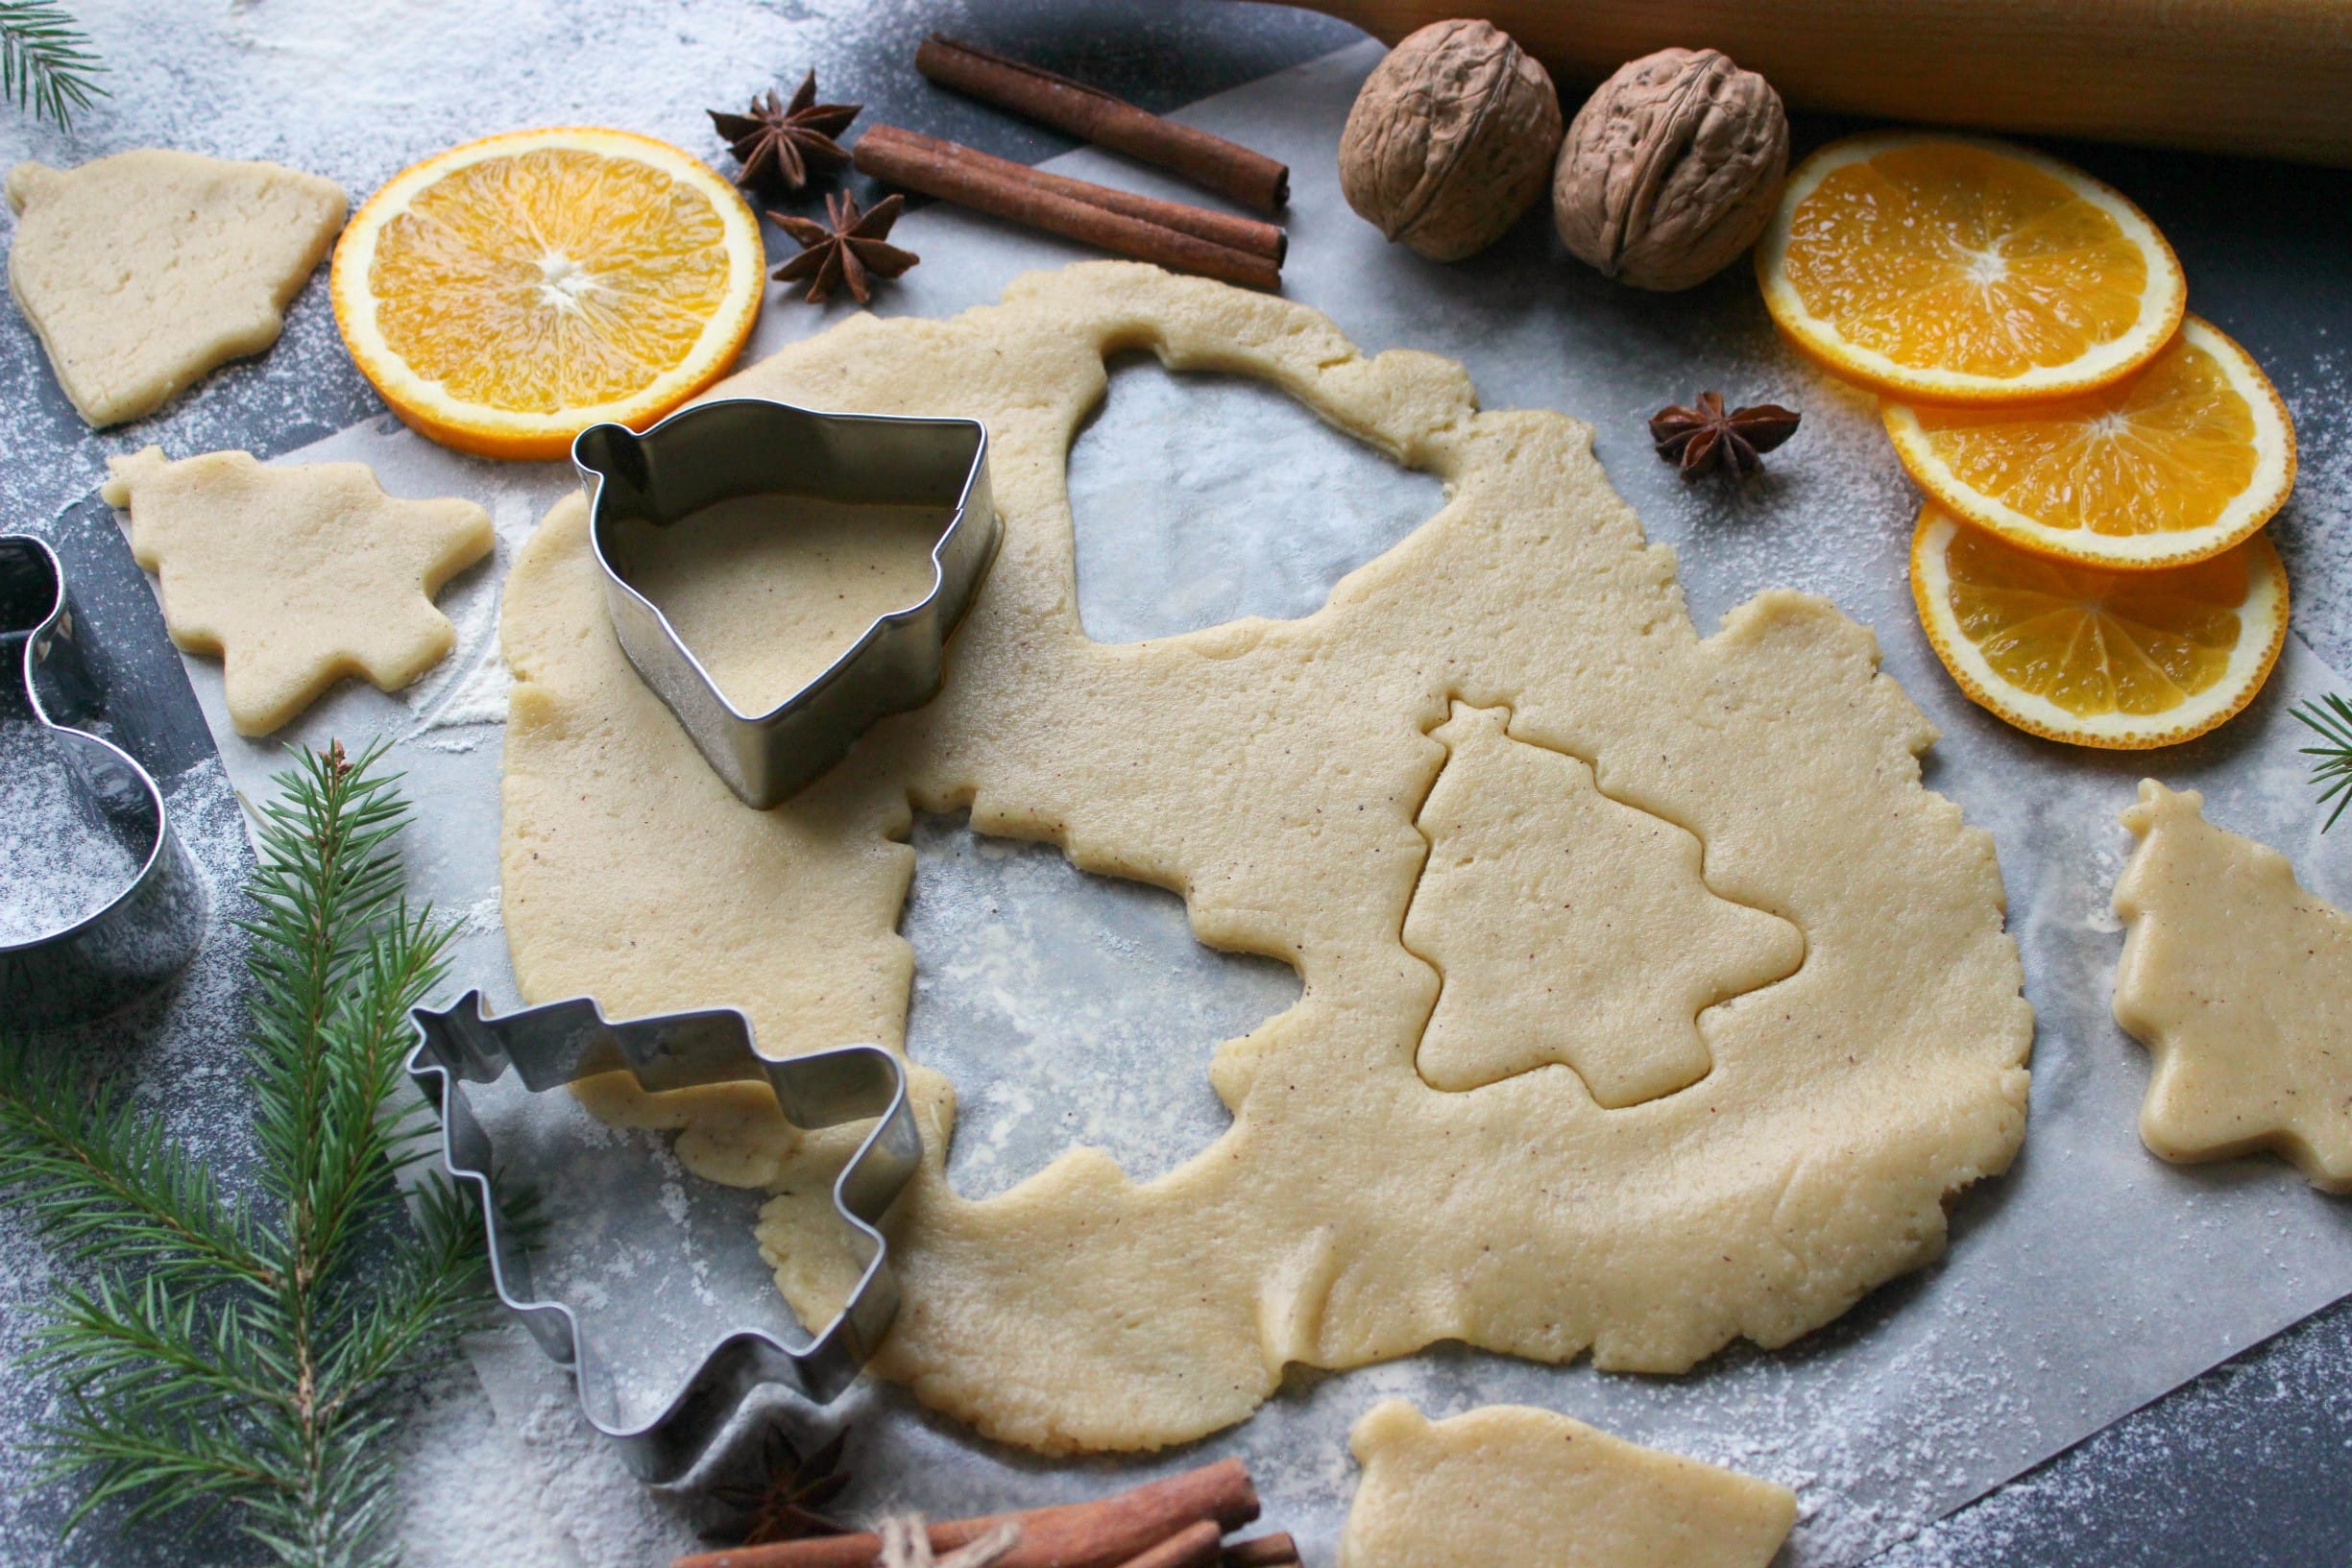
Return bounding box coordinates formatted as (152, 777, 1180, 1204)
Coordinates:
(407, 989, 920, 1484)
(574, 398, 998, 809)
(0, 534, 205, 1026)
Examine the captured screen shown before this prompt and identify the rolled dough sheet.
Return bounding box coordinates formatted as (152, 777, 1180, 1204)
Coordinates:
(6, 149, 345, 427)
(1340, 1399, 1795, 1568)
(2114, 780, 2352, 1190)
(498, 261, 2030, 1453)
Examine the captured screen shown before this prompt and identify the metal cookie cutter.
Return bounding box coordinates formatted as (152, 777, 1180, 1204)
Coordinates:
(0, 535, 205, 1026)
(574, 398, 998, 809)
(407, 989, 921, 1484)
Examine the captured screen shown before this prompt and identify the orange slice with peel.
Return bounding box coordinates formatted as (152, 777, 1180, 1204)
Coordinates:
(1911, 504, 2287, 749)
(1759, 133, 2186, 403)
(1885, 317, 2295, 570)
(331, 127, 764, 460)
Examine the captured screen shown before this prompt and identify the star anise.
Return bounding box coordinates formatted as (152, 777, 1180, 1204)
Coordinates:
(703, 1425, 853, 1547)
(710, 72, 860, 192)
(1648, 392, 1801, 479)
(770, 190, 919, 305)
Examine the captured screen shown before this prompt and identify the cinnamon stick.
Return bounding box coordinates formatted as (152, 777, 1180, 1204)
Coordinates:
(916, 35, 1288, 214)
(858, 125, 1284, 264)
(854, 125, 1280, 291)
(677, 1459, 1260, 1568)
(1219, 1535, 1297, 1568)
(1111, 1520, 1224, 1568)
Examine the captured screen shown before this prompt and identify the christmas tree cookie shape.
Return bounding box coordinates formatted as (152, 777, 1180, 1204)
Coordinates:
(102, 446, 493, 735)
(1403, 703, 1805, 1105)
(7, 149, 346, 426)
(1341, 1400, 1795, 1568)
(2113, 780, 2352, 1191)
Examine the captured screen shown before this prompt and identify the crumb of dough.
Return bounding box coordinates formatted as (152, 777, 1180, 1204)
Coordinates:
(1341, 1400, 1795, 1568)
(101, 446, 491, 735)
(499, 262, 2030, 1453)
(7, 149, 345, 427)
(2114, 780, 2352, 1190)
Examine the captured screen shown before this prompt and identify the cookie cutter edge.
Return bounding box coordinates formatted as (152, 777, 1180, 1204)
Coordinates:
(574, 397, 1000, 809)
(406, 988, 922, 1484)
(0, 533, 205, 1027)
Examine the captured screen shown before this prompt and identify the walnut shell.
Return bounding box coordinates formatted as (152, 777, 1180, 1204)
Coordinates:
(1339, 19, 1564, 263)
(1552, 48, 1788, 292)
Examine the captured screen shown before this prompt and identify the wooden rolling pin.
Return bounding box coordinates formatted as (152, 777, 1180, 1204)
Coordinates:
(1270, 0, 2352, 166)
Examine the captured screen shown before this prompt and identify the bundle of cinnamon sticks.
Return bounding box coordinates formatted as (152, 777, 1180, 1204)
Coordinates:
(675, 1459, 1295, 1568)
(852, 36, 1289, 291)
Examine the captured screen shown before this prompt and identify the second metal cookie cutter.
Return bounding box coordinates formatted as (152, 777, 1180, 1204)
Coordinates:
(408, 989, 922, 1484)
(0, 534, 205, 1026)
(574, 398, 999, 808)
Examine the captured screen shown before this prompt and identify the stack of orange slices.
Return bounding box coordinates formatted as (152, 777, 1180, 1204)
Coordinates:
(1757, 133, 2297, 749)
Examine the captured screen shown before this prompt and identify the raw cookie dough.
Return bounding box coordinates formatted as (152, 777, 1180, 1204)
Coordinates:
(2114, 780, 2352, 1190)
(501, 263, 2030, 1452)
(1340, 1400, 1795, 1568)
(102, 446, 492, 735)
(7, 149, 346, 426)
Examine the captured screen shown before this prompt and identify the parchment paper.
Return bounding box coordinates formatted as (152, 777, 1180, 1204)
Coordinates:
(141, 41, 2352, 1567)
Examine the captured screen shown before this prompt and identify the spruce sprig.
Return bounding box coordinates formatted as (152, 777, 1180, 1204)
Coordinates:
(2294, 694, 2352, 832)
(0, 742, 492, 1566)
(0, 3, 104, 130)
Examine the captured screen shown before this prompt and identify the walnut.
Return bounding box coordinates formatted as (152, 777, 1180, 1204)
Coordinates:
(1552, 48, 1789, 292)
(1338, 19, 1563, 263)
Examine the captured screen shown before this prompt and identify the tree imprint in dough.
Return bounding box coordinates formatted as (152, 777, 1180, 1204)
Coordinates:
(1404, 703, 1806, 1104)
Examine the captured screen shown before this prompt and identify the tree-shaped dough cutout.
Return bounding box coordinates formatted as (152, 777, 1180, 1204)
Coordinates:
(1403, 704, 1805, 1106)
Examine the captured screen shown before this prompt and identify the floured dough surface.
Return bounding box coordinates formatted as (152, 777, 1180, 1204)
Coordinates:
(2114, 780, 2352, 1190)
(500, 262, 2029, 1452)
(103, 446, 492, 735)
(605, 496, 948, 714)
(8, 150, 346, 427)
(1340, 1400, 1795, 1568)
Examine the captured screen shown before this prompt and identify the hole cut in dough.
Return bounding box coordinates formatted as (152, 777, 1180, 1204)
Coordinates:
(901, 812, 1300, 1201)
(1068, 351, 1445, 644)
(1403, 702, 1806, 1105)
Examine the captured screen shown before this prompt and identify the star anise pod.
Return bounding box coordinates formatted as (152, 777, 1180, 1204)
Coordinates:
(1648, 392, 1801, 479)
(771, 190, 919, 305)
(710, 72, 860, 192)
(703, 1425, 852, 1547)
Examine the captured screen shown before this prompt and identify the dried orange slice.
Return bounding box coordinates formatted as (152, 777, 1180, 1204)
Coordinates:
(1758, 133, 2186, 403)
(331, 128, 764, 460)
(1885, 318, 2295, 570)
(1911, 504, 2287, 749)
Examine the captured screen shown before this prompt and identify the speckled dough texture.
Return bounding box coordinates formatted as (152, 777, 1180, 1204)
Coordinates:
(7, 149, 346, 427)
(1340, 1400, 1795, 1568)
(498, 262, 2031, 1453)
(2114, 781, 2352, 1190)
(102, 446, 492, 735)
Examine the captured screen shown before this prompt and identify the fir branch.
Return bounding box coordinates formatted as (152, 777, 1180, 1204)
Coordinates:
(2294, 693, 2352, 832)
(0, 741, 492, 1567)
(0, 2, 103, 130)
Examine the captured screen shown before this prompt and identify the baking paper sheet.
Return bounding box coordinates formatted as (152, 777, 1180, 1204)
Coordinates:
(135, 40, 2352, 1566)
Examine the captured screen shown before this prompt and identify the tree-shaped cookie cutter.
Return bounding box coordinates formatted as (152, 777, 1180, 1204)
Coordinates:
(0, 534, 205, 1026)
(407, 989, 922, 1484)
(575, 398, 999, 809)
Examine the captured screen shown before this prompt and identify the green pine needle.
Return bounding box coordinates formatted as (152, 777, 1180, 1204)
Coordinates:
(0, 741, 494, 1566)
(0, 3, 104, 130)
(2294, 693, 2352, 832)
